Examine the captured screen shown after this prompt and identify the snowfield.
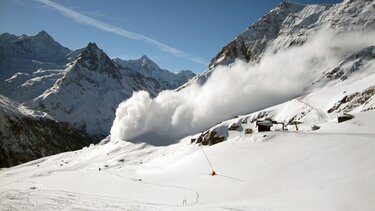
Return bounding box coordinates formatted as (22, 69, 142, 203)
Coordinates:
(1, 108, 374, 210)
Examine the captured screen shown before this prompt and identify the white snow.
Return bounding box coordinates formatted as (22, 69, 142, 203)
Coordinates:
(0, 94, 51, 119)
(1, 108, 374, 210)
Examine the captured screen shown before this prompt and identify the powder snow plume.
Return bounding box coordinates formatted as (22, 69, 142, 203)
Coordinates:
(110, 29, 375, 145)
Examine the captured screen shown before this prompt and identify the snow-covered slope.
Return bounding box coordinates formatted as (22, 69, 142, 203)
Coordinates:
(26, 43, 162, 139)
(188, 0, 375, 87)
(212, 0, 374, 67)
(0, 69, 65, 103)
(0, 31, 70, 81)
(1, 82, 374, 210)
(114, 56, 195, 89)
(0, 94, 90, 168)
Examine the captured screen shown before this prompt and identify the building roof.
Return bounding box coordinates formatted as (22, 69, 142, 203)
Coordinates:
(256, 120, 273, 127)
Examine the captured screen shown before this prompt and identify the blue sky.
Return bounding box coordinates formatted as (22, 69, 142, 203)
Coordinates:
(0, 0, 341, 73)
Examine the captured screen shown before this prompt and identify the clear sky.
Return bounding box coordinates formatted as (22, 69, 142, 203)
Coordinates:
(0, 0, 341, 73)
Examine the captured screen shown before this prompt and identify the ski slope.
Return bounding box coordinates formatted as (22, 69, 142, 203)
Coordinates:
(1, 109, 374, 210)
(1, 40, 374, 211)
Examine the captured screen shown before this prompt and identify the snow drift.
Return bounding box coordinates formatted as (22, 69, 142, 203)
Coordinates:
(110, 29, 375, 145)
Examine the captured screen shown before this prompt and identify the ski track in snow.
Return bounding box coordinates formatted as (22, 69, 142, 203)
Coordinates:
(296, 99, 331, 121)
(103, 170, 200, 206)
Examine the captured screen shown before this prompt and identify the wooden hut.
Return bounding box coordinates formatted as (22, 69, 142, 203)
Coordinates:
(256, 120, 273, 132)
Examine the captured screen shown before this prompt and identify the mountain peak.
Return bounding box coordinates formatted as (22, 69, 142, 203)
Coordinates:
(140, 55, 149, 60)
(74, 42, 121, 79)
(0, 32, 18, 42)
(80, 42, 102, 59)
(34, 30, 55, 42)
(29, 30, 70, 56)
(36, 30, 49, 36)
(138, 55, 160, 70)
(86, 42, 99, 50)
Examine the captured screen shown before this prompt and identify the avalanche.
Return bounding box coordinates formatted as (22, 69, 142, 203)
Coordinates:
(110, 28, 375, 145)
(1, 62, 375, 210)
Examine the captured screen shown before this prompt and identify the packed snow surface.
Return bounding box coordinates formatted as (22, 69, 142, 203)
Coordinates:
(1, 109, 374, 210)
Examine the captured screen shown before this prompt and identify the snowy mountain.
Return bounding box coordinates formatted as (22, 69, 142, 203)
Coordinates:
(0, 31, 194, 139)
(114, 56, 195, 89)
(186, 0, 375, 87)
(0, 30, 70, 81)
(211, 0, 374, 67)
(0, 94, 90, 168)
(25, 43, 162, 139)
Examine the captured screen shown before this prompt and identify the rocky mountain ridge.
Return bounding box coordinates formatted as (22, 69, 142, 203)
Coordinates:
(0, 31, 195, 138)
(114, 56, 195, 89)
(0, 94, 91, 167)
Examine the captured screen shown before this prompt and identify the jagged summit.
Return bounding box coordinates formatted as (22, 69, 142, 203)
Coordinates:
(275, 1, 306, 10)
(139, 55, 160, 70)
(127, 55, 161, 72)
(74, 42, 121, 79)
(0, 32, 17, 42)
(0, 31, 71, 80)
(113, 56, 195, 89)
(34, 30, 53, 40)
(277, 1, 306, 7)
(86, 42, 98, 48)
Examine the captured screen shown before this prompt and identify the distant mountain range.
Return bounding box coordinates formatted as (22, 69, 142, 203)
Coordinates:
(0, 31, 195, 140)
(114, 56, 195, 90)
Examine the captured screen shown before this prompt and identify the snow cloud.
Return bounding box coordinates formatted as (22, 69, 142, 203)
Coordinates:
(110, 29, 375, 145)
(37, 0, 208, 66)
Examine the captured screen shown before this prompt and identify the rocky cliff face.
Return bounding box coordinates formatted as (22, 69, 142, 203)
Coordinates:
(0, 95, 90, 168)
(182, 0, 375, 88)
(210, 0, 374, 68)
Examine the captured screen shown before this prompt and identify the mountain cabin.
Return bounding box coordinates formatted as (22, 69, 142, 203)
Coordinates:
(256, 120, 273, 132)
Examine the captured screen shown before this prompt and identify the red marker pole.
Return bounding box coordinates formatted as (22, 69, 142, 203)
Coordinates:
(200, 145, 216, 176)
